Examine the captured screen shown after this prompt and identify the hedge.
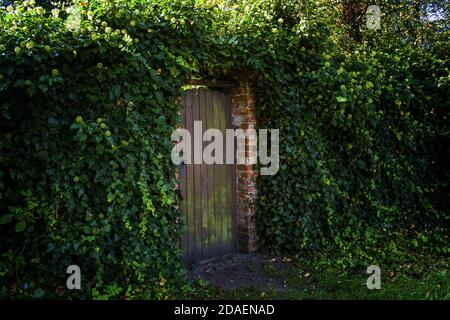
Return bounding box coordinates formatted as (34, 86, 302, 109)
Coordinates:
(0, 0, 448, 299)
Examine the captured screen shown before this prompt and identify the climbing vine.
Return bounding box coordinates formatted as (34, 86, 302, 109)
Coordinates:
(0, 0, 448, 298)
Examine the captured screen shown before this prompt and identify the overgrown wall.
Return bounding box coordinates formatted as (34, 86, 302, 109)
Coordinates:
(0, 0, 447, 298)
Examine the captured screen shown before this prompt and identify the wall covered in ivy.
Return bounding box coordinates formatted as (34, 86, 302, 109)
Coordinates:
(0, 0, 447, 298)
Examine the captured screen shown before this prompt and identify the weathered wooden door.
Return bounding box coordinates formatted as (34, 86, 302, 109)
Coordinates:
(179, 88, 237, 264)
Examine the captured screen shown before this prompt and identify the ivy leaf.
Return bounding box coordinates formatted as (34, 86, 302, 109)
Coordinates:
(15, 221, 27, 232)
(32, 288, 45, 299)
(336, 96, 347, 103)
(0, 214, 13, 224)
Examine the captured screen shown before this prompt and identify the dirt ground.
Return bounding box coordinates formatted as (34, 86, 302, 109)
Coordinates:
(187, 252, 293, 292)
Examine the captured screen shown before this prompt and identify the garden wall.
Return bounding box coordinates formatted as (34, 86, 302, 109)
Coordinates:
(0, 0, 447, 298)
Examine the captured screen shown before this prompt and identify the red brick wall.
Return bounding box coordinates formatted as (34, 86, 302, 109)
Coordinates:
(231, 82, 258, 253)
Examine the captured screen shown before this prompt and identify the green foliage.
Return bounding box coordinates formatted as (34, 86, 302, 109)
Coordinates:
(0, 0, 448, 298)
(253, 1, 449, 267)
(0, 0, 193, 299)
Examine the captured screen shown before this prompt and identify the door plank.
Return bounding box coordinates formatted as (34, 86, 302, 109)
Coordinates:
(185, 92, 195, 260)
(213, 91, 226, 255)
(192, 90, 202, 261)
(224, 93, 236, 252)
(212, 91, 223, 255)
(205, 90, 217, 257)
(219, 91, 228, 253)
(199, 88, 210, 259)
(180, 95, 188, 262)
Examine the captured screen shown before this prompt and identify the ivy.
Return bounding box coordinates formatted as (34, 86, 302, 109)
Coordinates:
(0, 0, 448, 298)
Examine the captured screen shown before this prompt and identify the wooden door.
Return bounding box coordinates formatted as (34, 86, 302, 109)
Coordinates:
(179, 88, 237, 264)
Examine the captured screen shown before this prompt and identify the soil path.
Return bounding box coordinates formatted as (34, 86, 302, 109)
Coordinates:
(187, 253, 293, 291)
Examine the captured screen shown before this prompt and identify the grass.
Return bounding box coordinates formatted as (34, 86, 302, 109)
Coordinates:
(191, 258, 450, 300)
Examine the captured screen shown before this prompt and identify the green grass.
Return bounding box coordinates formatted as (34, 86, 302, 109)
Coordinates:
(191, 259, 450, 300)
